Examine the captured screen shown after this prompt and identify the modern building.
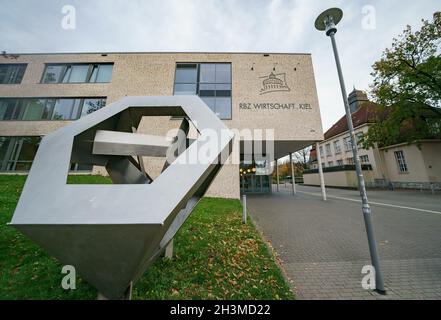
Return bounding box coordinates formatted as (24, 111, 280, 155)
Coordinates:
(0, 52, 324, 198)
(305, 89, 441, 189)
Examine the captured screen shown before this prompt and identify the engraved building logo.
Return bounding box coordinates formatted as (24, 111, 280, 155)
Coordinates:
(259, 72, 290, 95)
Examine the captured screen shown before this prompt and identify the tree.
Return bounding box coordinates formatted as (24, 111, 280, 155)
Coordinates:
(362, 13, 441, 149)
(292, 146, 311, 171)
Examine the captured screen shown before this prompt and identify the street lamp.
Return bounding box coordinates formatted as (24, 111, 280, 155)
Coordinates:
(315, 7, 386, 294)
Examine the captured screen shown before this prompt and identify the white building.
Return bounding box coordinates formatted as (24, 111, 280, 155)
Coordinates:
(304, 89, 441, 189)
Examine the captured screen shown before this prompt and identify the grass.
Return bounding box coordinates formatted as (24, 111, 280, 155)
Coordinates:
(0, 175, 294, 300)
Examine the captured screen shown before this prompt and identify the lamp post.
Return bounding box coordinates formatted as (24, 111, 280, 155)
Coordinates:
(315, 8, 385, 294)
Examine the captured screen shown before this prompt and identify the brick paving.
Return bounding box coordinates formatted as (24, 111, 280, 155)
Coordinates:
(247, 185, 441, 299)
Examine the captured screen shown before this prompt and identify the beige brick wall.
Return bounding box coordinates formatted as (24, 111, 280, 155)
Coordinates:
(0, 52, 324, 199)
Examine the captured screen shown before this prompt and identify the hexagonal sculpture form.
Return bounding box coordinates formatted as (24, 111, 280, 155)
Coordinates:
(9, 96, 234, 299)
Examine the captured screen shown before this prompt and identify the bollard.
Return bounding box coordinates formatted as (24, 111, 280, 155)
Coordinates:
(242, 194, 247, 224)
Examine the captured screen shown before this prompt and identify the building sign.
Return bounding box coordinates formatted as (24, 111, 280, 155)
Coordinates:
(238, 69, 312, 111)
(239, 102, 312, 110)
(259, 72, 290, 95)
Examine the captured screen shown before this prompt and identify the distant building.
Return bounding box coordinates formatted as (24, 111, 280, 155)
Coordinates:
(305, 89, 441, 189)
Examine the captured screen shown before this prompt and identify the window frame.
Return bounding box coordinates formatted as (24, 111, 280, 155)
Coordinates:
(333, 139, 341, 154)
(41, 63, 114, 84)
(394, 150, 408, 173)
(173, 62, 232, 120)
(0, 64, 27, 84)
(0, 136, 41, 172)
(0, 97, 106, 121)
(325, 143, 332, 157)
(344, 136, 352, 152)
(360, 155, 370, 164)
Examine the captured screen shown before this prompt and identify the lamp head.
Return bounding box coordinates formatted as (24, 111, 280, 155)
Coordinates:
(315, 8, 343, 36)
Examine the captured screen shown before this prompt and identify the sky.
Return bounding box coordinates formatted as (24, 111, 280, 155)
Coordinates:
(0, 0, 439, 131)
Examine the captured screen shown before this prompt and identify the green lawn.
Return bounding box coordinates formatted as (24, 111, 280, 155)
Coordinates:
(0, 175, 294, 300)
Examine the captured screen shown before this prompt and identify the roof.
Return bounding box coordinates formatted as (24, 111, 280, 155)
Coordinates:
(324, 102, 378, 140)
(1, 51, 311, 56)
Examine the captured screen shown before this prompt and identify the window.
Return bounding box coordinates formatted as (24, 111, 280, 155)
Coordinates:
(336, 159, 344, 166)
(174, 63, 232, 119)
(81, 98, 107, 117)
(360, 155, 370, 164)
(52, 99, 81, 120)
(328, 161, 334, 167)
(0, 136, 41, 171)
(333, 140, 341, 154)
(347, 157, 354, 165)
(321, 162, 325, 168)
(42, 63, 113, 83)
(0, 98, 106, 121)
(344, 136, 352, 152)
(325, 144, 332, 157)
(394, 150, 408, 173)
(0, 136, 92, 172)
(0, 99, 25, 120)
(22, 99, 52, 120)
(0, 64, 27, 84)
(319, 146, 324, 158)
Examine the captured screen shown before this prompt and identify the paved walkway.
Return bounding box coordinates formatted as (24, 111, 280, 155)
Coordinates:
(247, 185, 441, 299)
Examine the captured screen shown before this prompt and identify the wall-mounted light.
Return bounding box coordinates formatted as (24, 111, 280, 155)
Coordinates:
(251, 62, 255, 71)
(273, 63, 278, 71)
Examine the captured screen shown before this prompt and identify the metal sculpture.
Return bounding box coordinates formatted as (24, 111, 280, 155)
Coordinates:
(10, 96, 234, 299)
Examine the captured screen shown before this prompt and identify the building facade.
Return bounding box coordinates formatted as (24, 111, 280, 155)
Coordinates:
(305, 89, 441, 189)
(0, 52, 324, 198)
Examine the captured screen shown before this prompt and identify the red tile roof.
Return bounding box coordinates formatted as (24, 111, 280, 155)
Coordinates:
(324, 102, 378, 140)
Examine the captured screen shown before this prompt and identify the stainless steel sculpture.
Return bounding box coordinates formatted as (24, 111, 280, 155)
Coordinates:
(10, 96, 234, 299)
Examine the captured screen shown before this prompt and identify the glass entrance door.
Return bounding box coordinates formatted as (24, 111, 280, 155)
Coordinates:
(240, 174, 271, 194)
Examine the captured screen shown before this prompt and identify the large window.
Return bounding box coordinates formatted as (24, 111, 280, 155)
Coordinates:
(344, 136, 352, 152)
(0, 136, 41, 171)
(0, 98, 106, 121)
(360, 155, 370, 164)
(394, 150, 408, 173)
(174, 63, 232, 119)
(325, 143, 332, 157)
(356, 132, 364, 149)
(0, 64, 27, 84)
(41, 63, 113, 83)
(0, 136, 92, 172)
(333, 140, 341, 154)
